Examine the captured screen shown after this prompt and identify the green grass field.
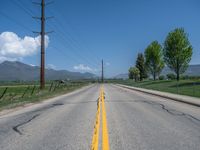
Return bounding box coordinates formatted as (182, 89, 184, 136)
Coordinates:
(0, 81, 89, 110)
(111, 79, 200, 98)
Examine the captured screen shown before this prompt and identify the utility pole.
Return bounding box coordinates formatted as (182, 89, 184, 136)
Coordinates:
(33, 0, 53, 89)
(40, 0, 45, 89)
(102, 59, 104, 83)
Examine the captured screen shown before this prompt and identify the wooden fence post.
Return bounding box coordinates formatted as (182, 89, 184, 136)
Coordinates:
(31, 85, 36, 96)
(49, 82, 53, 92)
(0, 87, 8, 99)
(22, 86, 29, 98)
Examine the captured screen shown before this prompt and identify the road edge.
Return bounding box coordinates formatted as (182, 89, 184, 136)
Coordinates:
(115, 84, 200, 107)
(0, 84, 95, 118)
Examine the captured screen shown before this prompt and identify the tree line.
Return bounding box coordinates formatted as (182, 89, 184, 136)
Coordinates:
(129, 28, 193, 81)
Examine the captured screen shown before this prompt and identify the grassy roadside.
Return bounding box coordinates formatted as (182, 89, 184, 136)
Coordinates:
(0, 82, 89, 111)
(109, 79, 200, 98)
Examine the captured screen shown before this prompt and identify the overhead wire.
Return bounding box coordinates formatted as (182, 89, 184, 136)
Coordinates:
(26, 0, 100, 69)
(4, 0, 101, 74)
(46, 22, 100, 69)
(0, 10, 32, 32)
(49, 9, 101, 65)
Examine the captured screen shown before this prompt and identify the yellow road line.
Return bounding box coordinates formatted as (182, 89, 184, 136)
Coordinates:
(91, 86, 110, 150)
(91, 91, 101, 150)
(101, 86, 110, 150)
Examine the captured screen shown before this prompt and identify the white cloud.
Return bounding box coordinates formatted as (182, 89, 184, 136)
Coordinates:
(0, 56, 18, 62)
(73, 64, 93, 72)
(29, 64, 36, 67)
(47, 64, 56, 70)
(0, 31, 49, 62)
(105, 62, 110, 66)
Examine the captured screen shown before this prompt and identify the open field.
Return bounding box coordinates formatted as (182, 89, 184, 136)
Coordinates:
(109, 79, 200, 98)
(0, 81, 89, 110)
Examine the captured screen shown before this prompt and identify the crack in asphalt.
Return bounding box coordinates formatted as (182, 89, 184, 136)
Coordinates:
(52, 103, 64, 106)
(12, 103, 65, 135)
(0, 103, 65, 121)
(136, 100, 200, 125)
(12, 114, 40, 135)
(30, 103, 64, 114)
(11, 101, 94, 135)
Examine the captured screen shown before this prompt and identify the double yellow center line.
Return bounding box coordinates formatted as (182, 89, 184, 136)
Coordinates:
(91, 86, 110, 150)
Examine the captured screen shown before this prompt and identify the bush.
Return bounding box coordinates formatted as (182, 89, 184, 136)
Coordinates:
(167, 73, 176, 80)
(181, 75, 189, 80)
(159, 75, 165, 80)
(180, 75, 200, 80)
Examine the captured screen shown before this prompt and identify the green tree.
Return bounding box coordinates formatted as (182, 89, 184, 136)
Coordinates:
(163, 28, 193, 81)
(136, 53, 147, 81)
(145, 41, 164, 80)
(128, 67, 134, 80)
(128, 67, 140, 82)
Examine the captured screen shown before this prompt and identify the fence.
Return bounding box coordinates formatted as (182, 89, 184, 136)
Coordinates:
(0, 81, 86, 107)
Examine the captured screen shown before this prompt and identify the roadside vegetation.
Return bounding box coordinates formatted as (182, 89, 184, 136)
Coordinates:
(129, 28, 193, 82)
(0, 80, 90, 110)
(125, 28, 199, 98)
(109, 79, 200, 98)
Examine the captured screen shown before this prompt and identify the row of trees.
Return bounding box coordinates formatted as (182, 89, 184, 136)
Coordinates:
(129, 28, 193, 81)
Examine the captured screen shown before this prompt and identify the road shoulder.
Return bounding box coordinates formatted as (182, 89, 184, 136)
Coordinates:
(0, 84, 94, 118)
(115, 84, 200, 107)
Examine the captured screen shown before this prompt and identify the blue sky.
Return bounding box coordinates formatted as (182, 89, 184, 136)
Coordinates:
(0, 0, 200, 77)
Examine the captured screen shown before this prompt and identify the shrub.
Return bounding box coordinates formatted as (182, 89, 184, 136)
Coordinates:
(159, 75, 165, 80)
(167, 73, 176, 80)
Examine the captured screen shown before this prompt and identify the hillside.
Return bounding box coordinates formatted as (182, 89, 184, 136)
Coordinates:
(0, 61, 97, 81)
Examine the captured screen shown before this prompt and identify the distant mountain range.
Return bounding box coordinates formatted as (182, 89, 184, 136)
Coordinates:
(113, 73, 129, 79)
(114, 64, 200, 79)
(161, 65, 200, 76)
(0, 61, 97, 81)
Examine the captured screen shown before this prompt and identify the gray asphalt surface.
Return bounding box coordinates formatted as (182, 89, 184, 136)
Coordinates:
(0, 84, 199, 150)
(0, 84, 99, 150)
(105, 84, 200, 150)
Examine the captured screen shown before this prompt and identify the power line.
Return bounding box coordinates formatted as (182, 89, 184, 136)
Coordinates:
(48, 9, 101, 66)
(49, 21, 100, 67)
(3, 0, 101, 76)
(56, 9, 101, 61)
(11, 0, 35, 18)
(46, 17, 100, 69)
(49, 45, 101, 76)
(47, 22, 100, 69)
(13, 0, 100, 69)
(50, 45, 85, 65)
(0, 11, 32, 32)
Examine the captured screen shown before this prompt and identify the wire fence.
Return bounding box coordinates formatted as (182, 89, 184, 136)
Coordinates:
(0, 81, 87, 108)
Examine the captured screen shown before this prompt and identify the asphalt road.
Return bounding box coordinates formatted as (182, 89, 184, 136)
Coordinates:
(0, 84, 199, 150)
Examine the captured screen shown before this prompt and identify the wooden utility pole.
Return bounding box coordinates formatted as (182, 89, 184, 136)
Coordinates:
(102, 59, 104, 83)
(40, 0, 45, 89)
(33, 0, 53, 89)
